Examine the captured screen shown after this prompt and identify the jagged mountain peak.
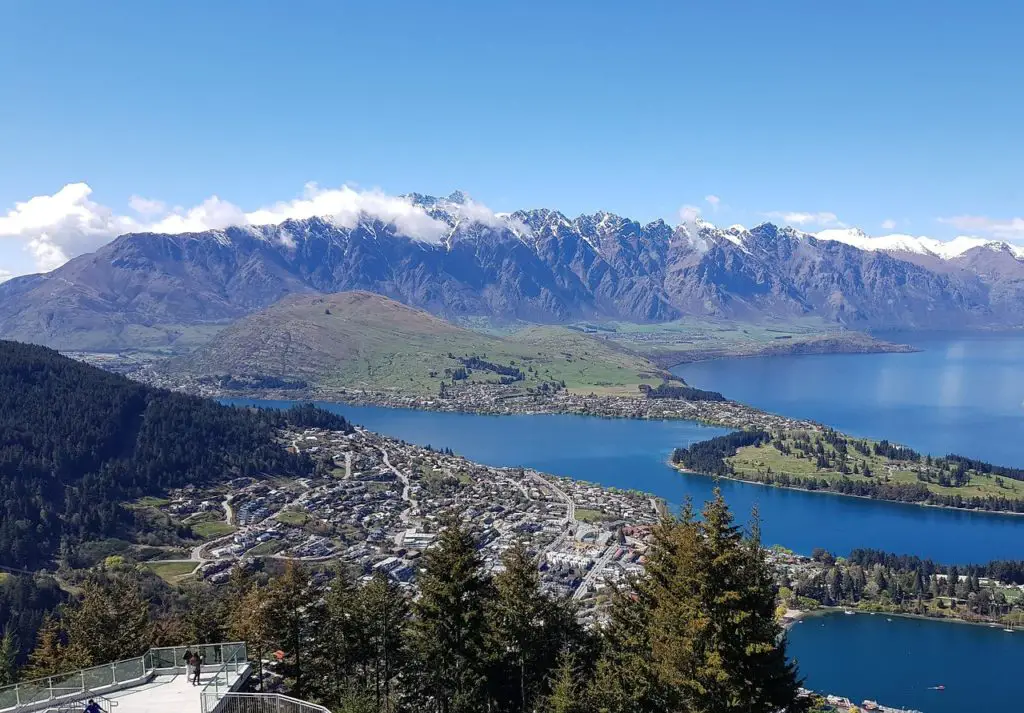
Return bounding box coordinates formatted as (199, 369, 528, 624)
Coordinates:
(2, 193, 1023, 351)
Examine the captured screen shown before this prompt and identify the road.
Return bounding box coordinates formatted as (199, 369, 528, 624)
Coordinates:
(573, 543, 617, 600)
(380, 448, 417, 533)
(531, 473, 575, 523)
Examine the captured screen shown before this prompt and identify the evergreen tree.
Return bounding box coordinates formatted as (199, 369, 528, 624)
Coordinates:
(230, 583, 275, 692)
(591, 493, 807, 713)
(62, 573, 151, 665)
(487, 542, 580, 713)
(359, 571, 409, 713)
(263, 562, 316, 697)
(406, 518, 492, 713)
(0, 628, 19, 686)
(23, 614, 69, 679)
(308, 567, 363, 708)
(543, 650, 586, 713)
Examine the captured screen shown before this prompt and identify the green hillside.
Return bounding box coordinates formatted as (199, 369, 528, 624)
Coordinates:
(167, 292, 676, 395)
(0, 339, 349, 569)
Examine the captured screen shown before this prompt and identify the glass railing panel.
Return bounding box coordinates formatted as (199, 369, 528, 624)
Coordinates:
(17, 681, 58, 706)
(113, 657, 144, 683)
(82, 663, 115, 691)
(0, 687, 18, 709)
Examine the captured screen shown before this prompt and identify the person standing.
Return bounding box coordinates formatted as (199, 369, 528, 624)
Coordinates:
(189, 653, 202, 686)
(84, 699, 102, 713)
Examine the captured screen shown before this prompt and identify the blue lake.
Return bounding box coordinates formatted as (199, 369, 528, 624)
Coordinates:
(229, 400, 1024, 563)
(675, 332, 1024, 468)
(787, 612, 1024, 713)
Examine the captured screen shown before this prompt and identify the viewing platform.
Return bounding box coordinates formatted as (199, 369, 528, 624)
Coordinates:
(0, 642, 327, 713)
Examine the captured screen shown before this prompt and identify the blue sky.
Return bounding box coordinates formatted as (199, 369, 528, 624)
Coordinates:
(1, 1, 1022, 277)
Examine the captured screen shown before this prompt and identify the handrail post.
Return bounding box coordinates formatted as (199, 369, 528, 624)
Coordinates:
(81, 670, 86, 694)
(48, 676, 54, 701)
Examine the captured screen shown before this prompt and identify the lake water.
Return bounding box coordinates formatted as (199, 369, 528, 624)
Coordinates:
(787, 611, 1024, 713)
(675, 332, 1024, 468)
(229, 400, 1024, 562)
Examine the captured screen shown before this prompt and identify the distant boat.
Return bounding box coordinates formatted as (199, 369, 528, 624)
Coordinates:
(887, 618, 893, 622)
(927, 685, 945, 690)
(1005, 627, 1014, 632)
(844, 609, 855, 615)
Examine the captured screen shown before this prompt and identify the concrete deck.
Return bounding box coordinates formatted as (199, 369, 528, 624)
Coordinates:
(95, 667, 248, 713)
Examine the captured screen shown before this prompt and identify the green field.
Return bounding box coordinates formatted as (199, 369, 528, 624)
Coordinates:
(167, 292, 676, 396)
(575, 508, 610, 523)
(190, 520, 236, 539)
(276, 509, 311, 526)
(729, 432, 1024, 503)
(575, 317, 906, 367)
(143, 560, 197, 583)
(246, 540, 285, 556)
(132, 496, 172, 507)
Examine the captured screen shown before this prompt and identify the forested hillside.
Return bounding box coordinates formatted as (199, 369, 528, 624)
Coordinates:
(0, 341, 349, 569)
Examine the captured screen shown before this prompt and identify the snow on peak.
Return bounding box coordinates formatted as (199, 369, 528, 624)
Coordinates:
(813, 228, 1023, 260)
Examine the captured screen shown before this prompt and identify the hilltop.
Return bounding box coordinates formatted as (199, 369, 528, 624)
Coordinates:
(161, 291, 676, 396)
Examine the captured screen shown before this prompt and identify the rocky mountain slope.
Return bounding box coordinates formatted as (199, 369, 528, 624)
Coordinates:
(0, 192, 1021, 350)
(159, 291, 674, 396)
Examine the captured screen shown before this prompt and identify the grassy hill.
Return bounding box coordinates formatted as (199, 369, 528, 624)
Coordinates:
(166, 292, 676, 396)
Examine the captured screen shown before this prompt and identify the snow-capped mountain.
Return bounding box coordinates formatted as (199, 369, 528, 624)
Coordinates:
(815, 227, 1024, 261)
(0, 192, 1021, 350)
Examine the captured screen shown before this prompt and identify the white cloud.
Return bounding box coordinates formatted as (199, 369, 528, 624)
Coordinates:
(0, 183, 140, 274)
(766, 211, 846, 228)
(0, 268, 12, 284)
(704, 195, 721, 211)
(129, 195, 167, 217)
(151, 196, 249, 234)
(0, 182, 524, 276)
(881, 218, 897, 231)
(679, 204, 702, 223)
(938, 215, 1024, 242)
(245, 183, 448, 242)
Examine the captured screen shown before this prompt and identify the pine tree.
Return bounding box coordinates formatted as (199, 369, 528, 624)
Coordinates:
(542, 650, 585, 713)
(23, 614, 68, 679)
(179, 582, 228, 645)
(63, 573, 151, 665)
(359, 571, 409, 713)
(0, 628, 19, 686)
(230, 583, 275, 692)
(263, 562, 316, 697)
(487, 542, 580, 713)
(406, 518, 492, 713)
(307, 567, 362, 707)
(684, 492, 805, 712)
(591, 492, 807, 713)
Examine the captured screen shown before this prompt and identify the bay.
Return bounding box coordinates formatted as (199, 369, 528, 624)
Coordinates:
(787, 611, 1024, 713)
(230, 400, 1024, 562)
(674, 332, 1024, 468)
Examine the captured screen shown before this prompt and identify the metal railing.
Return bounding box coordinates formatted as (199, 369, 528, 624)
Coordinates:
(211, 693, 330, 713)
(52, 690, 118, 713)
(197, 644, 251, 713)
(0, 642, 247, 713)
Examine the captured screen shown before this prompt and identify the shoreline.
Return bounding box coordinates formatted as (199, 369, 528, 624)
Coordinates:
(672, 463, 1024, 519)
(217, 386, 1024, 519)
(784, 606, 1022, 633)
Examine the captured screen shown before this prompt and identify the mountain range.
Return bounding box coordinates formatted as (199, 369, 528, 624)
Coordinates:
(1, 191, 1022, 350)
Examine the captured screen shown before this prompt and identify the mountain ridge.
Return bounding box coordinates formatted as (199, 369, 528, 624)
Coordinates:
(1, 194, 1022, 350)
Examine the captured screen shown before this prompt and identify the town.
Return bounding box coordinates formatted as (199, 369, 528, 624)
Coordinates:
(150, 423, 661, 622)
